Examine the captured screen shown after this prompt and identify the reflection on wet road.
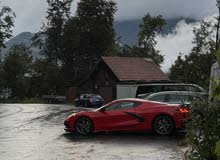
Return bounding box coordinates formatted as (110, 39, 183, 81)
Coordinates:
(0, 104, 185, 160)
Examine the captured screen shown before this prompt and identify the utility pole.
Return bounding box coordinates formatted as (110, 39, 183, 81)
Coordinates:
(216, 0, 220, 51)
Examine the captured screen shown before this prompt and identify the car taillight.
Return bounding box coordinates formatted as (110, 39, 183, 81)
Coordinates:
(179, 108, 189, 113)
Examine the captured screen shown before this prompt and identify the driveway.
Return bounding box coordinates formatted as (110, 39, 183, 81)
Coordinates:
(0, 104, 186, 160)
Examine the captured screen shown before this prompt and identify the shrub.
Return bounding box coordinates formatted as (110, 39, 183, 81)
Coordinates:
(186, 101, 220, 160)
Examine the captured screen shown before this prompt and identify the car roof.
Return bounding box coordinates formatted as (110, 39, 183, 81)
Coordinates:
(148, 91, 206, 95)
(144, 91, 207, 99)
(137, 83, 206, 92)
(112, 98, 170, 105)
(81, 94, 100, 96)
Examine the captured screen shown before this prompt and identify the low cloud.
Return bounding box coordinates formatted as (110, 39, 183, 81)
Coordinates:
(116, 0, 217, 21)
(1, 0, 79, 36)
(156, 15, 216, 73)
(1, 0, 218, 36)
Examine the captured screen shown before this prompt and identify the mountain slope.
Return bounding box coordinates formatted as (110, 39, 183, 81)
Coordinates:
(0, 32, 40, 59)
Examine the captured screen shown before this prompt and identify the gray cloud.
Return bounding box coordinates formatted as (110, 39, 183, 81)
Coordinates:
(2, 0, 218, 36)
(156, 15, 215, 72)
(115, 0, 217, 21)
(2, 0, 47, 36)
(156, 20, 197, 72)
(1, 0, 79, 36)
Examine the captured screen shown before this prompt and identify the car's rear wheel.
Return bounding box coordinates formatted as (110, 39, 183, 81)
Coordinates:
(75, 117, 93, 135)
(153, 115, 175, 136)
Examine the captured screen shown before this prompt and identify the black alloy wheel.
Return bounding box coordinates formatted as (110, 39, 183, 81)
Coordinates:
(153, 115, 175, 136)
(75, 117, 93, 135)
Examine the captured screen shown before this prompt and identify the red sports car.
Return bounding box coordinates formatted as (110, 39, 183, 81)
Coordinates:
(64, 98, 189, 136)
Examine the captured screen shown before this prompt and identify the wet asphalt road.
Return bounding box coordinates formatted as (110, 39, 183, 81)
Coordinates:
(0, 104, 186, 160)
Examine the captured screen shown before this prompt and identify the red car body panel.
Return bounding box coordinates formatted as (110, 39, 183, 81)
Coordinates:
(64, 99, 189, 133)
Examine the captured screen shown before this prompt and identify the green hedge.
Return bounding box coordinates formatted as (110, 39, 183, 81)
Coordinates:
(186, 101, 220, 160)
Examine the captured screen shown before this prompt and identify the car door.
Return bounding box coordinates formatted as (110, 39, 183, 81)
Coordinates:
(94, 101, 142, 131)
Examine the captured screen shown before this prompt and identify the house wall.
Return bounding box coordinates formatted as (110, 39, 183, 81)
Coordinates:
(116, 84, 139, 99)
(77, 62, 118, 103)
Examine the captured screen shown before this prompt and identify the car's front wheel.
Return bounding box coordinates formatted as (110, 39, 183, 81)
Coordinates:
(75, 117, 93, 135)
(153, 115, 175, 136)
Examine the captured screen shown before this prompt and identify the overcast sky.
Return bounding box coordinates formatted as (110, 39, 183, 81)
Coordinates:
(1, 0, 218, 71)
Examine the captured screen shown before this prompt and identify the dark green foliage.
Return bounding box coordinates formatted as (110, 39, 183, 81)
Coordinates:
(186, 3, 220, 158)
(186, 101, 220, 160)
(31, 0, 73, 97)
(31, 59, 63, 96)
(1, 44, 33, 99)
(120, 14, 165, 65)
(138, 14, 166, 48)
(33, 0, 73, 65)
(75, 0, 117, 69)
(0, 4, 15, 49)
(215, 140, 220, 157)
(60, 0, 117, 82)
(60, 17, 81, 82)
(217, 49, 220, 68)
(170, 21, 215, 89)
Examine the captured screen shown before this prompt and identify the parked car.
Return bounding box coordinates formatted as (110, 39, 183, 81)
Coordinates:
(75, 94, 103, 108)
(116, 83, 206, 99)
(64, 98, 190, 136)
(135, 83, 206, 98)
(138, 91, 208, 104)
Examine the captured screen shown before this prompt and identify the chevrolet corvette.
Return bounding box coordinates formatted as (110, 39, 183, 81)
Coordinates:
(64, 98, 189, 136)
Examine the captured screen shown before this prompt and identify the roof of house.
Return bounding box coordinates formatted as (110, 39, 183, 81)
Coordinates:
(101, 56, 169, 82)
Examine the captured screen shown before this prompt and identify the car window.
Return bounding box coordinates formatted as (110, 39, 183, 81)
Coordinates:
(92, 95, 102, 99)
(186, 95, 203, 102)
(166, 94, 183, 103)
(80, 94, 91, 99)
(190, 86, 203, 92)
(105, 101, 140, 111)
(147, 95, 166, 102)
(136, 85, 162, 96)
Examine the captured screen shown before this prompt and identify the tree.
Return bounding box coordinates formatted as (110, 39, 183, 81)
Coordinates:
(61, 17, 82, 82)
(170, 21, 215, 89)
(33, 0, 73, 65)
(32, 0, 73, 95)
(59, 0, 117, 83)
(128, 14, 165, 65)
(30, 59, 63, 97)
(76, 0, 117, 70)
(0, 3, 15, 49)
(2, 44, 33, 99)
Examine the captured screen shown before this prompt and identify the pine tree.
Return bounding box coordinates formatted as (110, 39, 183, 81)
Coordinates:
(33, 0, 73, 65)
(76, 0, 117, 70)
(170, 21, 215, 89)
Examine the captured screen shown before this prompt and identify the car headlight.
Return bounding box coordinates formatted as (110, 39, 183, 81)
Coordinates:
(68, 113, 77, 118)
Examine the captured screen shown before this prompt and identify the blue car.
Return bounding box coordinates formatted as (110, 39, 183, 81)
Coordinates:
(75, 94, 104, 108)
